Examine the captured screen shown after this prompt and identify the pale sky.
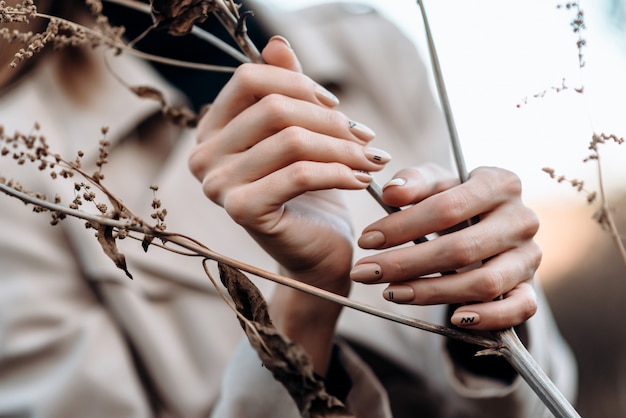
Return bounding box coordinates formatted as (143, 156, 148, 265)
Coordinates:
(261, 0, 626, 205)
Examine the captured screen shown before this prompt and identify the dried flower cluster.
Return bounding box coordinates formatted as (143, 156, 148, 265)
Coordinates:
(0, 122, 173, 279)
(1, 0, 124, 68)
(557, 1, 586, 68)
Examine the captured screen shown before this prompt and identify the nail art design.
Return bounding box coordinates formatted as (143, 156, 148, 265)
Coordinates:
(451, 311, 480, 327)
(364, 147, 391, 164)
(384, 285, 414, 303)
(348, 120, 376, 141)
(350, 263, 382, 283)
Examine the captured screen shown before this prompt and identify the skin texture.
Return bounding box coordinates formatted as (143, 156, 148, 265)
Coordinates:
(190, 37, 541, 374)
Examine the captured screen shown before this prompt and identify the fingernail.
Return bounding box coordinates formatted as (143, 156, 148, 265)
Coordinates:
(384, 285, 415, 303)
(354, 170, 373, 184)
(270, 35, 292, 49)
(348, 120, 376, 142)
(315, 84, 340, 107)
(363, 147, 391, 164)
(451, 311, 481, 327)
(350, 263, 382, 283)
(358, 230, 385, 249)
(382, 177, 406, 190)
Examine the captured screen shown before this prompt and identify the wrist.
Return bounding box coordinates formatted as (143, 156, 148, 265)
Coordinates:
(270, 278, 350, 375)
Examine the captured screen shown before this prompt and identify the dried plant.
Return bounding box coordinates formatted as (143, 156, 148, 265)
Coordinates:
(0, 1, 582, 417)
(540, 2, 626, 266)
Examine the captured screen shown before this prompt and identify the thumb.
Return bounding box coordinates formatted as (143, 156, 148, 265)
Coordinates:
(261, 36, 303, 73)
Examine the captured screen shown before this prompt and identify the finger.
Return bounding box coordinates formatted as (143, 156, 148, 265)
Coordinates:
(202, 37, 339, 133)
(207, 95, 375, 153)
(351, 210, 540, 282)
(261, 35, 303, 72)
(358, 167, 524, 250)
(221, 162, 373, 231)
(378, 241, 542, 305)
(200, 128, 390, 205)
(449, 280, 538, 330)
(380, 163, 458, 208)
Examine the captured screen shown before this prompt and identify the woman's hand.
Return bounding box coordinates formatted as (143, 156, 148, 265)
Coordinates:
(350, 164, 541, 331)
(189, 36, 387, 293)
(188, 37, 388, 373)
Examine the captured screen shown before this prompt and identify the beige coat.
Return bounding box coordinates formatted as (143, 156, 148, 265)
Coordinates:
(0, 2, 575, 417)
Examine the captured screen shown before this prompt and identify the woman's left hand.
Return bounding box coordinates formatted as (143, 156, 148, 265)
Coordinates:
(350, 164, 541, 331)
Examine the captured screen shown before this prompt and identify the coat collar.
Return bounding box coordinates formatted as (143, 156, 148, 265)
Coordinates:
(0, 47, 181, 164)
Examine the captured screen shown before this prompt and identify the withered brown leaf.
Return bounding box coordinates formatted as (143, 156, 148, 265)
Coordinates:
(218, 263, 354, 418)
(130, 85, 202, 128)
(96, 223, 133, 279)
(150, 0, 219, 36)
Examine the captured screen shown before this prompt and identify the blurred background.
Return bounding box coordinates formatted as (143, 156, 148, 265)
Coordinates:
(261, 0, 626, 416)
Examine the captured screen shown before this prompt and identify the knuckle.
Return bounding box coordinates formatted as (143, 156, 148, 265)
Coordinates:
(478, 268, 505, 301)
(287, 161, 317, 188)
(260, 94, 295, 126)
(188, 147, 206, 181)
(201, 170, 225, 204)
(232, 63, 258, 86)
(223, 189, 252, 226)
(416, 283, 444, 305)
(434, 192, 469, 226)
(520, 288, 539, 321)
(445, 236, 479, 267)
(519, 208, 540, 239)
(278, 126, 309, 157)
(529, 242, 543, 271)
(475, 166, 522, 197)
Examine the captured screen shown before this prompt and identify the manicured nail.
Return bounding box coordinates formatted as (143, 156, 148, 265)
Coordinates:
(451, 311, 481, 327)
(270, 35, 292, 49)
(363, 147, 391, 164)
(382, 177, 406, 190)
(315, 84, 340, 107)
(354, 170, 373, 184)
(350, 263, 382, 283)
(348, 120, 376, 142)
(358, 230, 385, 249)
(384, 285, 415, 303)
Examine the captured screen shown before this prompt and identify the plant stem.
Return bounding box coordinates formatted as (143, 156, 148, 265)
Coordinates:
(0, 180, 497, 349)
(102, 0, 251, 64)
(414, 1, 578, 416)
(496, 329, 581, 418)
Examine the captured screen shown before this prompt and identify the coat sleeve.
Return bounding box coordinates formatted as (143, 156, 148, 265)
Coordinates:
(210, 339, 393, 418)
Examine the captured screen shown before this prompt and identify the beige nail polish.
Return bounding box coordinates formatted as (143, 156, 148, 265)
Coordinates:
(315, 84, 340, 107)
(363, 147, 391, 164)
(382, 177, 406, 190)
(269, 35, 292, 49)
(348, 120, 376, 142)
(354, 170, 373, 184)
(358, 230, 385, 249)
(451, 311, 481, 327)
(384, 285, 415, 303)
(350, 263, 382, 283)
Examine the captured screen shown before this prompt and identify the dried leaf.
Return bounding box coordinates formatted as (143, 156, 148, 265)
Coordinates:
(130, 85, 167, 106)
(96, 223, 133, 279)
(130, 85, 201, 128)
(142, 233, 155, 253)
(218, 263, 353, 418)
(150, 0, 219, 36)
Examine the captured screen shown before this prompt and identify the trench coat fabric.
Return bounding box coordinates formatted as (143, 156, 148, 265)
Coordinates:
(0, 2, 576, 417)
